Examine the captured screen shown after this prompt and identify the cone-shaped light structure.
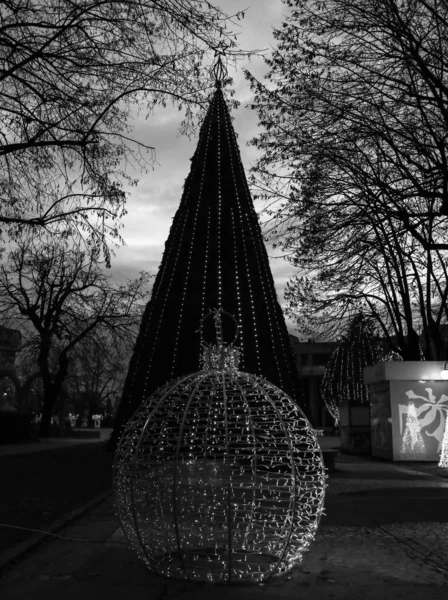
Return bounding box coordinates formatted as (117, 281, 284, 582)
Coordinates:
(109, 83, 306, 449)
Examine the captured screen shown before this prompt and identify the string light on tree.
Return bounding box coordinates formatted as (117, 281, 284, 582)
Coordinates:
(114, 309, 326, 584)
(321, 314, 384, 425)
(320, 343, 344, 425)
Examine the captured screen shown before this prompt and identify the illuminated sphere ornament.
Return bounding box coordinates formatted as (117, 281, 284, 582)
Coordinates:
(114, 309, 326, 584)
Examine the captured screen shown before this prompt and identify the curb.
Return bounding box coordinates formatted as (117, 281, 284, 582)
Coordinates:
(0, 490, 111, 573)
(389, 461, 448, 480)
(0, 438, 107, 458)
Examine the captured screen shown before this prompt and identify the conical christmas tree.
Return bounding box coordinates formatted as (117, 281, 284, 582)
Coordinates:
(109, 77, 305, 449)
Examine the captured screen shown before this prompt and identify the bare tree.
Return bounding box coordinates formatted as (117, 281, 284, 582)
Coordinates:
(65, 330, 134, 422)
(246, 0, 448, 352)
(280, 189, 448, 358)
(0, 235, 152, 436)
(0, 0, 248, 259)
(9, 335, 42, 411)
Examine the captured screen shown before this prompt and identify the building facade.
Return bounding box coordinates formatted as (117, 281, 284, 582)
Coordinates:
(0, 325, 22, 410)
(289, 334, 338, 427)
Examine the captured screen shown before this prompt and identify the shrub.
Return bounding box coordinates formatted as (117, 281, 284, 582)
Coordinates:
(0, 411, 37, 443)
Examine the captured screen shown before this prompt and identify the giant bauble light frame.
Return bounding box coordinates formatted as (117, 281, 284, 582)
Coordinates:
(113, 309, 326, 584)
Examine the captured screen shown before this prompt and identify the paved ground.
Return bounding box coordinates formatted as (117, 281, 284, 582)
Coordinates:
(0, 436, 113, 553)
(0, 436, 447, 599)
(0, 428, 113, 457)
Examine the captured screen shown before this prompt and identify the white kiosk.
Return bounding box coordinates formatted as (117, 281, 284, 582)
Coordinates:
(364, 362, 448, 461)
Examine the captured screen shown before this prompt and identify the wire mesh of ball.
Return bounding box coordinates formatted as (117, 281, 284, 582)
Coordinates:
(113, 308, 326, 584)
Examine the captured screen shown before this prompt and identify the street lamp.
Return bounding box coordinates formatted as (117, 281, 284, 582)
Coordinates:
(441, 362, 448, 379)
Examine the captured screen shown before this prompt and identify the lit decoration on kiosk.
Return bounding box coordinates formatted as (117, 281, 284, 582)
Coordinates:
(439, 412, 448, 468)
(399, 388, 448, 454)
(401, 401, 425, 457)
(113, 309, 326, 584)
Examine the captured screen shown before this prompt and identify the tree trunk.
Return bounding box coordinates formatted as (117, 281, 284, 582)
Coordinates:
(16, 373, 41, 412)
(426, 320, 444, 360)
(38, 342, 71, 437)
(402, 328, 422, 361)
(39, 385, 55, 437)
(37, 337, 53, 437)
(57, 386, 69, 437)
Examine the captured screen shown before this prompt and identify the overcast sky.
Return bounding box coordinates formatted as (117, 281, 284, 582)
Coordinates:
(109, 0, 301, 336)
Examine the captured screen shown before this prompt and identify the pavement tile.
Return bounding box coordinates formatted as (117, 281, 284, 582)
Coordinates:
(1, 437, 448, 599)
(101, 522, 448, 586)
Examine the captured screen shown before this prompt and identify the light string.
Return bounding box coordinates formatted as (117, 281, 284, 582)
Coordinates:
(0, 523, 102, 543)
(216, 92, 223, 311)
(221, 103, 260, 373)
(222, 89, 296, 398)
(169, 112, 207, 379)
(201, 205, 211, 323)
(230, 208, 244, 369)
(121, 83, 214, 437)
